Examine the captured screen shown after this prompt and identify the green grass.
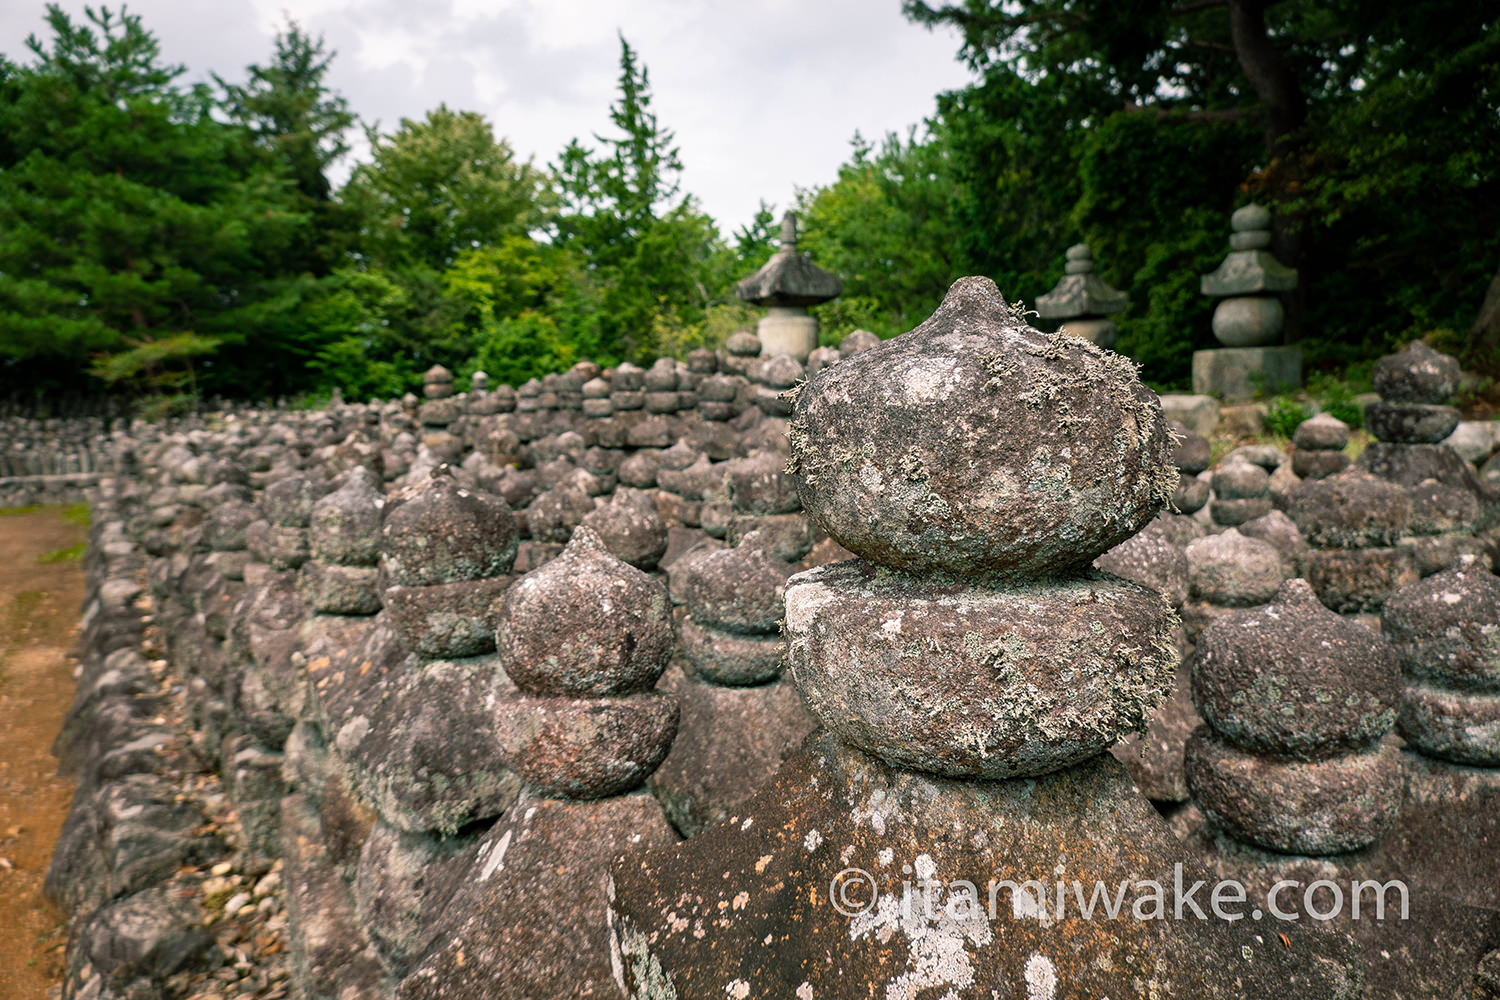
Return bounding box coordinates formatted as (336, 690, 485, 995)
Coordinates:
(0, 502, 92, 525)
(37, 542, 86, 564)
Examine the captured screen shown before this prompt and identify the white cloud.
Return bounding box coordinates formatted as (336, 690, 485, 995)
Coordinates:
(0, 0, 973, 233)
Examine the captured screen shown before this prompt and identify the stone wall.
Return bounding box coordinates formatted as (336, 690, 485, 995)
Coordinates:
(28, 329, 1500, 999)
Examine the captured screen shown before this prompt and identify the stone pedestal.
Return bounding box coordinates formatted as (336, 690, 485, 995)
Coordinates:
(756, 306, 818, 361)
(1192, 345, 1301, 401)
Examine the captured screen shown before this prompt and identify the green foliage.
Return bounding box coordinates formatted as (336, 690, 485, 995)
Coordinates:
(2, 2, 1494, 404)
(1265, 397, 1309, 439)
(89, 331, 218, 398)
(214, 19, 356, 276)
(303, 267, 418, 400)
(445, 237, 606, 382)
(37, 541, 86, 564)
(904, 0, 1500, 387)
(1306, 372, 1366, 429)
(553, 36, 735, 362)
(0, 5, 317, 398)
(343, 107, 545, 273)
(797, 128, 965, 339)
(61, 502, 90, 526)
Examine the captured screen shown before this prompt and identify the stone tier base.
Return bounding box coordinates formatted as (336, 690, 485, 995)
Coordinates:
(756, 309, 818, 361)
(1192, 345, 1301, 401)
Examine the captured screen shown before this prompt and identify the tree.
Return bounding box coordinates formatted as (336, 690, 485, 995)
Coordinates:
(795, 128, 966, 340)
(343, 106, 546, 273)
(553, 35, 730, 360)
(329, 106, 551, 385)
(901, 0, 1500, 383)
(0, 4, 306, 400)
(216, 20, 356, 274)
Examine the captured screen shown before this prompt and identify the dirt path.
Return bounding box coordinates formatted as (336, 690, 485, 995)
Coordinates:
(0, 505, 89, 999)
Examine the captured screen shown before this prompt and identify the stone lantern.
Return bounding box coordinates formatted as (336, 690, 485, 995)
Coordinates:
(1193, 203, 1300, 400)
(1035, 242, 1128, 348)
(735, 211, 842, 361)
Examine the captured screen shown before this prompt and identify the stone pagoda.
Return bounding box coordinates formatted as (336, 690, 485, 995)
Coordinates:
(609, 276, 1357, 998)
(1035, 242, 1128, 348)
(1193, 203, 1300, 400)
(735, 211, 842, 362)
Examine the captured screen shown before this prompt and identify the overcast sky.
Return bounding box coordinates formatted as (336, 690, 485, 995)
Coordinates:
(1, 0, 976, 236)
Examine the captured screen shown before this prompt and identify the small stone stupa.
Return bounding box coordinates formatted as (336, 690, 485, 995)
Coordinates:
(735, 211, 842, 362)
(609, 276, 1358, 998)
(1186, 578, 1404, 855)
(1035, 242, 1128, 349)
(1193, 204, 1301, 400)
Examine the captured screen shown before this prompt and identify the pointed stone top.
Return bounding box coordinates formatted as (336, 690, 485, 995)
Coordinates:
(423, 364, 453, 384)
(736, 211, 843, 308)
(381, 468, 516, 587)
(498, 525, 672, 698)
(1194, 574, 1401, 763)
(725, 330, 761, 357)
(1036, 242, 1128, 320)
(1372, 340, 1461, 404)
(787, 275, 1174, 577)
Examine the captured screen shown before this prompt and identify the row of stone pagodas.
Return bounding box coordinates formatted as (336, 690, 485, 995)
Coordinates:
(609, 276, 1355, 997)
(1181, 573, 1500, 995)
(1034, 203, 1301, 402)
(1380, 556, 1500, 929)
(395, 524, 681, 999)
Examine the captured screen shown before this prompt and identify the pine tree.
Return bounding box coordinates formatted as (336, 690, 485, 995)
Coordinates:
(0, 5, 305, 400)
(216, 21, 357, 274)
(553, 35, 726, 360)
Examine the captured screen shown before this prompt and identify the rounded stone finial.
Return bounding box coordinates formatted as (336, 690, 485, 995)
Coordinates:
(686, 347, 717, 374)
(1186, 577, 1403, 854)
(1288, 467, 1409, 549)
(759, 353, 804, 390)
(725, 330, 761, 358)
(787, 276, 1175, 578)
(1381, 561, 1500, 765)
(497, 527, 673, 697)
(1193, 578, 1401, 758)
(1063, 243, 1094, 274)
(1230, 203, 1271, 233)
(1372, 340, 1461, 404)
(1293, 412, 1350, 452)
(308, 466, 384, 566)
(380, 466, 517, 587)
(422, 365, 455, 400)
(838, 329, 880, 355)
